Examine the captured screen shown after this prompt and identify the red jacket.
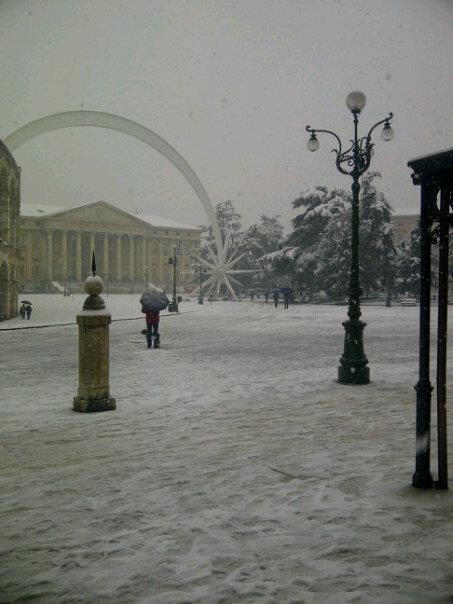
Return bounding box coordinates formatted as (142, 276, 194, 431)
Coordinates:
(142, 308, 160, 324)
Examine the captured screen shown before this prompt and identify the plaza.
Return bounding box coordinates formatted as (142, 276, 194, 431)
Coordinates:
(1, 298, 452, 602)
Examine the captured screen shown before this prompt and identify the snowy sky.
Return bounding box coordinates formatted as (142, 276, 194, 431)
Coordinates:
(0, 0, 452, 230)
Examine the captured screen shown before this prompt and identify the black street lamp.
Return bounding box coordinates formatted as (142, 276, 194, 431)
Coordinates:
(306, 91, 394, 384)
(168, 244, 181, 312)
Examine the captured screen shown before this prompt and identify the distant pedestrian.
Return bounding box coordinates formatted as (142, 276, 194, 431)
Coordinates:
(283, 292, 290, 309)
(19, 303, 26, 319)
(265, 292, 269, 304)
(25, 304, 32, 320)
(250, 291, 255, 302)
(273, 291, 279, 308)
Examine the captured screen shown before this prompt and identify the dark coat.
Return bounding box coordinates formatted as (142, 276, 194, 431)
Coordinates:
(142, 308, 160, 324)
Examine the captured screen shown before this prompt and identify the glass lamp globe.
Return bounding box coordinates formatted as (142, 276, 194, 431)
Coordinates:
(307, 134, 319, 152)
(346, 91, 367, 112)
(381, 123, 395, 141)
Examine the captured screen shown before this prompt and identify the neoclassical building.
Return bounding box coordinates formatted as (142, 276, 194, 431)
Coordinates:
(0, 140, 20, 319)
(18, 201, 202, 292)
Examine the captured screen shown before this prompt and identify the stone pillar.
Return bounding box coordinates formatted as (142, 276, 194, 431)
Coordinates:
(116, 234, 122, 280)
(147, 239, 153, 281)
(158, 239, 164, 285)
(129, 235, 134, 280)
(46, 230, 53, 280)
(73, 275, 116, 413)
(26, 230, 33, 279)
(76, 231, 82, 282)
(103, 234, 109, 274)
(39, 232, 46, 279)
(61, 230, 68, 281)
(141, 236, 147, 284)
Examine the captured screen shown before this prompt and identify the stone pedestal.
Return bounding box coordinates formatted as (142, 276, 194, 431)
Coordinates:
(73, 274, 115, 412)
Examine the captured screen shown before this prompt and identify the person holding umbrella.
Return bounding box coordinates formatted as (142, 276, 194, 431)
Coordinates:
(140, 286, 169, 349)
(20, 300, 32, 319)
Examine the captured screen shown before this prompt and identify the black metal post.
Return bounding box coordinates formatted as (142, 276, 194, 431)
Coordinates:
(413, 182, 433, 489)
(338, 175, 370, 383)
(168, 247, 179, 313)
(338, 112, 369, 384)
(436, 186, 449, 489)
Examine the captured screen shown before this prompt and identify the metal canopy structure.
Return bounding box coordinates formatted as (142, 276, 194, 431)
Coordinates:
(408, 147, 453, 490)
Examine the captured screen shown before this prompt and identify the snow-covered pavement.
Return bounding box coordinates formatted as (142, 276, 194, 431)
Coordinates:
(1, 298, 452, 603)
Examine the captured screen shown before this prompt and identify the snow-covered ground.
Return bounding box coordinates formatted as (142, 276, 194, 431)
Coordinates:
(1, 297, 452, 603)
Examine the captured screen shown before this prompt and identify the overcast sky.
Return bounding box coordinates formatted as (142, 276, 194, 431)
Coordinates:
(1, 0, 452, 229)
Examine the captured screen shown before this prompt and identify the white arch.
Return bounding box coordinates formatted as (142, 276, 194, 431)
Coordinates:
(4, 111, 221, 249)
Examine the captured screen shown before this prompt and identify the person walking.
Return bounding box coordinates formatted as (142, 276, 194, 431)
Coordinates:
(142, 307, 160, 348)
(273, 290, 279, 308)
(264, 292, 269, 304)
(19, 303, 27, 319)
(283, 291, 290, 310)
(25, 304, 32, 319)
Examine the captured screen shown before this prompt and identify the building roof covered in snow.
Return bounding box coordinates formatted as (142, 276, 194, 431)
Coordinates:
(21, 201, 202, 232)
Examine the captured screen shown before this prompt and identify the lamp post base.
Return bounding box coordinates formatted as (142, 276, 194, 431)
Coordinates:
(338, 318, 370, 384)
(73, 396, 116, 413)
(338, 363, 370, 384)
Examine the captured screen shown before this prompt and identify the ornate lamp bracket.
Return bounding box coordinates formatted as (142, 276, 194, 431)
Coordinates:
(305, 125, 342, 155)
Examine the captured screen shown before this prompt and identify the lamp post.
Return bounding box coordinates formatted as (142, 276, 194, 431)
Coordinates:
(168, 244, 181, 312)
(306, 91, 394, 384)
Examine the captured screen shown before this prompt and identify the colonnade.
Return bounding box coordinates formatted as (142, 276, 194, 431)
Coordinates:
(23, 228, 177, 285)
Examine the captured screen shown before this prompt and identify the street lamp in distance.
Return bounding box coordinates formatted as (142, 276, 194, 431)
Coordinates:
(168, 244, 181, 312)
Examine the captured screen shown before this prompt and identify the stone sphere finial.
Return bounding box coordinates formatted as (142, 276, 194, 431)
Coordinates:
(83, 275, 105, 310)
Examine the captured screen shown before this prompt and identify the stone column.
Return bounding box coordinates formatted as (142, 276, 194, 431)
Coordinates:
(26, 230, 33, 279)
(46, 230, 53, 280)
(61, 230, 68, 281)
(147, 239, 153, 281)
(129, 235, 134, 280)
(73, 275, 115, 413)
(116, 234, 122, 280)
(39, 232, 46, 279)
(103, 234, 109, 274)
(158, 239, 164, 285)
(141, 236, 147, 284)
(76, 231, 82, 282)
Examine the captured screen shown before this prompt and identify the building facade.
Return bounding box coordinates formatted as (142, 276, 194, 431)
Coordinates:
(0, 140, 20, 319)
(19, 201, 202, 292)
(392, 214, 418, 244)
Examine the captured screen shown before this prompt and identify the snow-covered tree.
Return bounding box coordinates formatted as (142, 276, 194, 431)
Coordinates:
(358, 172, 396, 297)
(203, 200, 243, 258)
(269, 173, 396, 300)
(394, 221, 421, 297)
(288, 186, 349, 252)
(241, 215, 284, 290)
